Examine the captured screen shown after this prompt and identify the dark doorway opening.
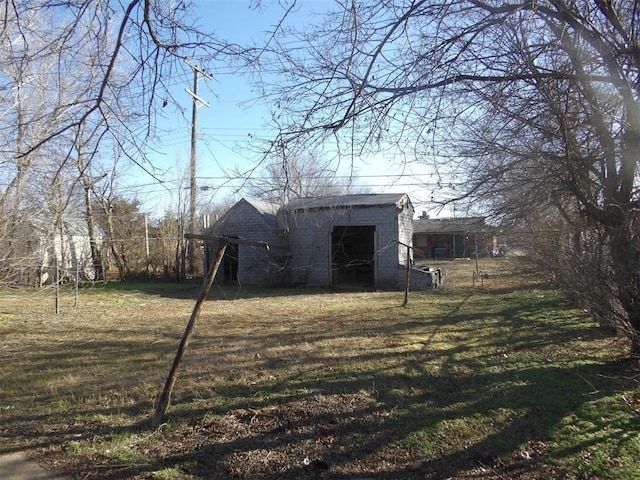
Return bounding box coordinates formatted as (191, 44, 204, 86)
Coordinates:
(331, 226, 375, 288)
(222, 241, 238, 282)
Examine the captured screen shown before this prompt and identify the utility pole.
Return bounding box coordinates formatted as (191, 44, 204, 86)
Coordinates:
(185, 59, 212, 276)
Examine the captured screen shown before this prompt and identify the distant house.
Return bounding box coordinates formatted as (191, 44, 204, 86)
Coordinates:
(46, 216, 105, 283)
(413, 217, 494, 259)
(205, 193, 433, 290)
(9, 216, 105, 286)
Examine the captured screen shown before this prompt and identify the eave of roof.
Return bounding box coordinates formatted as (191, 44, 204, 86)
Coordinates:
(413, 217, 487, 234)
(244, 198, 279, 216)
(286, 193, 411, 211)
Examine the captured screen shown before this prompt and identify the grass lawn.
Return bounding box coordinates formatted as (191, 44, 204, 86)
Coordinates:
(1, 258, 639, 479)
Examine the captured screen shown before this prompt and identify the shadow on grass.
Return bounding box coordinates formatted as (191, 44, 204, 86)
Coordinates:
(50, 357, 637, 480)
(2, 284, 638, 479)
(80, 279, 337, 301)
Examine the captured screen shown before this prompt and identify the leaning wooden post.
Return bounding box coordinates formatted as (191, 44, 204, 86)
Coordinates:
(152, 239, 228, 428)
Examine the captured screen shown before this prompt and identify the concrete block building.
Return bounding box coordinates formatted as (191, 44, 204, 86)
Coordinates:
(205, 193, 431, 290)
(284, 193, 414, 289)
(204, 198, 287, 287)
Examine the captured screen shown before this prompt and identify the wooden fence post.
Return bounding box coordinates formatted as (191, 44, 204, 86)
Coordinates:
(403, 243, 411, 306)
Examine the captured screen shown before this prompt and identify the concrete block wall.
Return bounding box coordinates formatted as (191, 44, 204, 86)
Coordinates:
(285, 204, 407, 289)
(206, 195, 417, 290)
(397, 207, 414, 261)
(208, 200, 286, 286)
(284, 209, 332, 287)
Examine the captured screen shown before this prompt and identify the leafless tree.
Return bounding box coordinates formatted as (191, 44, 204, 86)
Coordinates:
(0, 6, 68, 283)
(0, 0, 259, 282)
(253, 1, 640, 355)
(151, 210, 183, 280)
(245, 152, 360, 205)
(74, 121, 110, 281)
(2, 1, 238, 159)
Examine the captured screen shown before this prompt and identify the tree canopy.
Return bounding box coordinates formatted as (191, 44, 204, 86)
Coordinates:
(0, 0, 245, 283)
(252, 0, 640, 354)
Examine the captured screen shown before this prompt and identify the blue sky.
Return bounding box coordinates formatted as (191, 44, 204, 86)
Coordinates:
(133, 1, 451, 218)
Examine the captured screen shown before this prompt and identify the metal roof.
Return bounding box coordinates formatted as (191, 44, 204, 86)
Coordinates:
(286, 193, 410, 211)
(243, 198, 279, 216)
(413, 217, 487, 234)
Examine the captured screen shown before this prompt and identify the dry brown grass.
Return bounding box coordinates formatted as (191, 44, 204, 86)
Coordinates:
(1, 258, 638, 479)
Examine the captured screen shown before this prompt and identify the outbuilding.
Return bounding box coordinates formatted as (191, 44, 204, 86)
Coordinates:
(205, 198, 287, 286)
(283, 193, 414, 289)
(205, 193, 428, 290)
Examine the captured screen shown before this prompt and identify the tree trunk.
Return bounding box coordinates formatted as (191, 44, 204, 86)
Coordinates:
(608, 224, 640, 357)
(83, 183, 103, 281)
(105, 205, 126, 281)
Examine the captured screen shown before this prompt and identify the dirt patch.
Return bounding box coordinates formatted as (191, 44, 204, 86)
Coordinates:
(40, 391, 562, 479)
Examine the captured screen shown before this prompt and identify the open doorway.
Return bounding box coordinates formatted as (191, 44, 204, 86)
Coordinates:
(222, 241, 238, 282)
(331, 225, 375, 288)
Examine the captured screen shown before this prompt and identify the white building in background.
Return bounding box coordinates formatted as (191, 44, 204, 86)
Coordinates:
(13, 216, 105, 286)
